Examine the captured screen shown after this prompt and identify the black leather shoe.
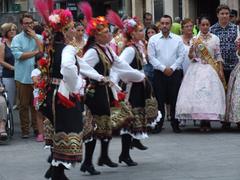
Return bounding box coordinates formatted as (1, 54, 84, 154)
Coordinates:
(173, 128, 182, 133)
(151, 127, 162, 134)
(61, 173, 69, 180)
(172, 126, 182, 133)
(152, 122, 163, 134)
(80, 163, 101, 175)
(119, 155, 138, 166)
(222, 122, 231, 130)
(98, 157, 118, 167)
(237, 123, 240, 129)
(171, 123, 182, 133)
(44, 166, 52, 179)
(44, 166, 69, 179)
(131, 139, 148, 150)
(51, 165, 69, 180)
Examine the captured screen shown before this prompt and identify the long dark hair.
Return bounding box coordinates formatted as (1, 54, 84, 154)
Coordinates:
(145, 24, 158, 41)
(199, 15, 211, 25)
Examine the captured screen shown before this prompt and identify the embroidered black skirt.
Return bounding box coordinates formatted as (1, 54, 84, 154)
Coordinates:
(42, 84, 83, 163)
(84, 83, 113, 140)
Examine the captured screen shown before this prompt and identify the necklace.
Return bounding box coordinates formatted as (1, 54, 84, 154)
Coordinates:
(200, 32, 211, 41)
(182, 35, 192, 46)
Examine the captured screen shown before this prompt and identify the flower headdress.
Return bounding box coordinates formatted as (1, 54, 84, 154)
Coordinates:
(34, 0, 73, 32)
(78, 2, 109, 36)
(48, 9, 73, 32)
(86, 16, 109, 36)
(106, 10, 142, 35)
(122, 17, 142, 35)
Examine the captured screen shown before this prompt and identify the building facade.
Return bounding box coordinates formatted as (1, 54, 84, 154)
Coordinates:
(105, 0, 240, 24)
(0, 0, 240, 25)
(145, 0, 240, 23)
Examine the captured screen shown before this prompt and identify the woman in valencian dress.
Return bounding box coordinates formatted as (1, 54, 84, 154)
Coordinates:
(225, 37, 240, 127)
(175, 16, 226, 132)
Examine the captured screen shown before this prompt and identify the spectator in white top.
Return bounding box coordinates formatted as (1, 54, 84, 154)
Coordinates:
(148, 14, 185, 133)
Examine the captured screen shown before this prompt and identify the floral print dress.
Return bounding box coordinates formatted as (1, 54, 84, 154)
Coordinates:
(175, 32, 226, 121)
(226, 60, 240, 123)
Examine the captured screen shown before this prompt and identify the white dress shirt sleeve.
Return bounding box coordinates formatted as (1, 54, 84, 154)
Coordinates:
(109, 69, 120, 85)
(119, 47, 135, 64)
(81, 48, 99, 67)
(147, 37, 166, 72)
(61, 45, 84, 94)
(79, 48, 104, 81)
(111, 48, 145, 82)
(170, 40, 185, 71)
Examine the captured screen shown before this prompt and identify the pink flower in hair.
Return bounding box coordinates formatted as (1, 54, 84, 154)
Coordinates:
(123, 18, 138, 34)
(49, 14, 60, 24)
(48, 9, 73, 32)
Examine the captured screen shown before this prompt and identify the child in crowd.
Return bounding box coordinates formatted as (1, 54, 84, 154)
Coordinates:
(31, 53, 48, 142)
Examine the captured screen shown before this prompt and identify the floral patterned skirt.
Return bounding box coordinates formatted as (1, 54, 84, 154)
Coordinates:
(226, 62, 240, 123)
(176, 63, 225, 121)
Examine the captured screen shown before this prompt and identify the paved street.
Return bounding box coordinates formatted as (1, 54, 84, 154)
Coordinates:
(1, 111, 240, 180)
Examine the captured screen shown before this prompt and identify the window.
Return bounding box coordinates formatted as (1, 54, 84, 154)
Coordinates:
(154, 0, 163, 23)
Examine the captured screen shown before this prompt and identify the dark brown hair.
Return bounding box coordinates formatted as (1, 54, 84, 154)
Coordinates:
(199, 16, 211, 25)
(160, 15, 172, 24)
(145, 24, 159, 41)
(216, 4, 230, 14)
(20, 13, 33, 24)
(181, 18, 194, 29)
(143, 12, 152, 20)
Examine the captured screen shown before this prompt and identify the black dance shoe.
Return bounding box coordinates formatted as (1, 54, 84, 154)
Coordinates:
(80, 163, 101, 175)
(61, 174, 69, 180)
(152, 122, 163, 134)
(98, 157, 118, 167)
(44, 165, 52, 179)
(131, 139, 148, 150)
(119, 155, 138, 166)
(50, 165, 69, 180)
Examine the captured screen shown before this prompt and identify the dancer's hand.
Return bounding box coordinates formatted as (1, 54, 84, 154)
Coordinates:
(101, 77, 110, 84)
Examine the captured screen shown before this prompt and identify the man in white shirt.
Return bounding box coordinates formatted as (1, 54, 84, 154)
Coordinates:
(148, 15, 185, 133)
